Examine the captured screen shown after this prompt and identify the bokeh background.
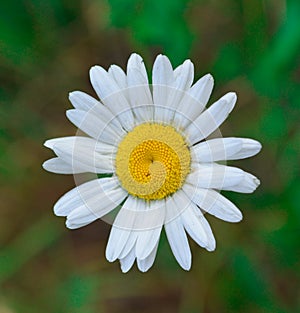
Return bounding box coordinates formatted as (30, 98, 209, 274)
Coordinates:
(1, 0, 300, 312)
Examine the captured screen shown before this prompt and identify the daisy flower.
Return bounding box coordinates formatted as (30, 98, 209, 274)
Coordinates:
(43, 53, 261, 272)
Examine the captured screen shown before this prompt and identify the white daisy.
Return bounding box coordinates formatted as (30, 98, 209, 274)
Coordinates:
(43, 53, 261, 272)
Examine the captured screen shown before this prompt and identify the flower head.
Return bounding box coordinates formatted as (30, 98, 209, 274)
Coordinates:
(43, 53, 261, 272)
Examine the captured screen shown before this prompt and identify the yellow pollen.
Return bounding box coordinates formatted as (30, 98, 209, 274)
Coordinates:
(115, 123, 191, 200)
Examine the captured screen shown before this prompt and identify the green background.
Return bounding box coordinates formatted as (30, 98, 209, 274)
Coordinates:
(1, 0, 299, 312)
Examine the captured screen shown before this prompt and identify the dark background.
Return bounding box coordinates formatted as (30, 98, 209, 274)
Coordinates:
(0, 0, 299, 312)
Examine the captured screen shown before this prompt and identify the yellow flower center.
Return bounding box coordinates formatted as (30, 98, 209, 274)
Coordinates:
(115, 123, 190, 200)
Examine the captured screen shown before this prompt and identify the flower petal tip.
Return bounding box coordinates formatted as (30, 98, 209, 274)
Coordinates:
(42, 159, 58, 172)
(41, 160, 48, 170)
(43, 139, 55, 149)
(89, 65, 103, 79)
(65, 220, 73, 229)
(182, 264, 191, 271)
(234, 212, 243, 223)
(120, 261, 135, 273)
(105, 255, 116, 263)
(53, 205, 66, 217)
(155, 54, 169, 63)
(253, 177, 261, 188)
(206, 244, 216, 252)
(205, 73, 214, 81)
(226, 91, 237, 103)
(128, 52, 143, 62)
(121, 267, 130, 274)
(68, 90, 81, 101)
(105, 249, 118, 263)
(256, 142, 263, 153)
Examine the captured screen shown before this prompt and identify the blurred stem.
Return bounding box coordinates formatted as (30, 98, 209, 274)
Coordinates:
(0, 216, 62, 285)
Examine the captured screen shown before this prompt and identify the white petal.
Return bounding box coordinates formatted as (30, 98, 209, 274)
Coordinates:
(135, 227, 162, 260)
(108, 65, 127, 90)
(44, 136, 75, 149)
(152, 55, 176, 123)
(90, 66, 134, 131)
(152, 54, 174, 87)
(115, 197, 163, 270)
(152, 58, 194, 125)
(114, 196, 163, 259)
(183, 184, 242, 222)
(181, 206, 208, 248)
(120, 247, 136, 273)
(127, 55, 153, 123)
(69, 91, 100, 111)
(45, 136, 117, 155)
(225, 172, 260, 193)
(134, 200, 164, 259)
(190, 73, 214, 107)
(106, 196, 139, 262)
(118, 197, 147, 259)
(189, 163, 260, 194)
(170, 190, 210, 248)
(173, 74, 214, 129)
(66, 201, 125, 229)
(127, 68, 150, 89)
(65, 221, 91, 229)
(69, 90, 126, 132)
(130, 102, 154, 124)
(166, 189, 191, 219)
(112, 197, 165, 231)
(167, 60, 195, 125)
(127, 53, 148, 81)
(229, 138, 262, 160)
(90, 65, 124, 99)
(164, 197, 191, 270)
(191, 137, 261, 162)
(170, 190, 214, 251)
(94, 140, 118, 154)
(186, 92, 237, 144)
(42, 157, 84, 174)
(191, 138, 242, 162)
(54, 177, 125, 217)
(187, 164, 245, 190)
(126, 79, 153, 125)
(66, 206, 99, 228)
(66, 109, 125, 144)
(106, 227, 132, 262)
(137, 242, 158, 272)
(45, 136, 115, 173)
(119, 232, 138, 259)
(65, 181, 127, 229)
(197, 212, 216, 251)
(173, 59, 194, 91)
(117, 197, 163, 260)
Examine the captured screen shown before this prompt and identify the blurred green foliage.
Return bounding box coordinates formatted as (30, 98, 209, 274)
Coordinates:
(108, 0, 193, 65)
(0, 0, 300, 312)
